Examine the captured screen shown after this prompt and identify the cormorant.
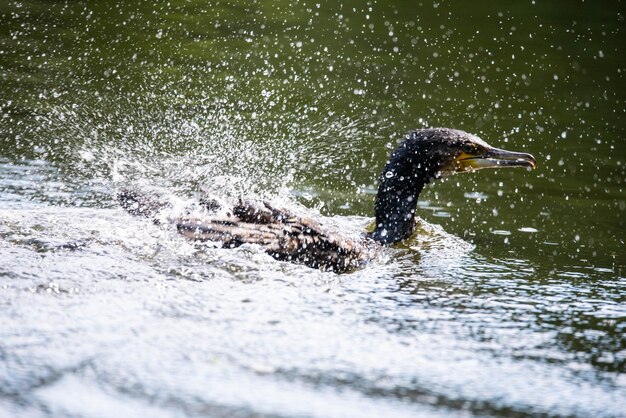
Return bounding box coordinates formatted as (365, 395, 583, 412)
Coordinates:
(119, 128, 536, 273)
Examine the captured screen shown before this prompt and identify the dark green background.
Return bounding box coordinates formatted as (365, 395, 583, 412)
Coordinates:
(1, 1, 625, 416)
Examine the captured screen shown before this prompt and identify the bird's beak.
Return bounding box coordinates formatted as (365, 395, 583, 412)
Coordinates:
(455, 146, 537, 172)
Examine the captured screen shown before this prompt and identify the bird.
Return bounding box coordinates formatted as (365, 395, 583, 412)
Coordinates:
(118, 128, 536, 273)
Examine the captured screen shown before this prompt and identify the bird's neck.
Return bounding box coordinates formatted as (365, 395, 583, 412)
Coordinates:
(369, 149, 437, 244)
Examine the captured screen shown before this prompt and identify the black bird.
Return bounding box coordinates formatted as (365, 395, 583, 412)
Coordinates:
(119, 128, 536, 273)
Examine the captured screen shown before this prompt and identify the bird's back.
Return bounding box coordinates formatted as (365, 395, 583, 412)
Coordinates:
(118, 190, 375, 273)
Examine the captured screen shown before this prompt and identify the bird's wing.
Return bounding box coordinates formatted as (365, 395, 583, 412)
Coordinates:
(118, 189, 376, 272)
(175, 200, 375, 273)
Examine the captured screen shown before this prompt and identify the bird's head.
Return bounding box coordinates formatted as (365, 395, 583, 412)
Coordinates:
(372, 128, 536, 244)
(402, 128, 537, 178)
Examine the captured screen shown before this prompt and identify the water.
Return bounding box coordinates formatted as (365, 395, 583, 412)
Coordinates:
(1, 1, 624, 417)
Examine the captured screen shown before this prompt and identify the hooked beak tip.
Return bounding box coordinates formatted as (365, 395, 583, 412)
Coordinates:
(456, 147, 537, 172)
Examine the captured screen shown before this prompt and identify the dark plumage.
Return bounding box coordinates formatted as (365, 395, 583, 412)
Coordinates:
(119, 128, 536, 273)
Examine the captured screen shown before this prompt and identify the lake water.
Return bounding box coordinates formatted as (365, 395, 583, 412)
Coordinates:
(0, 1, 624, 417)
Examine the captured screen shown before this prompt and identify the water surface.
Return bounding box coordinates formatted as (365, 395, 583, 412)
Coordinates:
(1, 1, 624, 417)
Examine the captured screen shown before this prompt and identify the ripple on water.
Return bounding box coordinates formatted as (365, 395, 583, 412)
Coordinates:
(0, 164, 625, 417)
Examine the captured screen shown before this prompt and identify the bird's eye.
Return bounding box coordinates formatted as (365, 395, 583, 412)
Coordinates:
(462, 143, 474, 154)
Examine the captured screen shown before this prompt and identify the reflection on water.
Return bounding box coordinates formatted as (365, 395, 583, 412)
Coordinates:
(1, 0, 625, 417)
